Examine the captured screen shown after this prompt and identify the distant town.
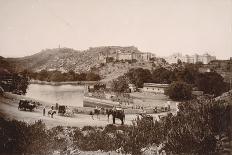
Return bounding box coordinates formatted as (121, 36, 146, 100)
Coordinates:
(98, 47, 216, 65)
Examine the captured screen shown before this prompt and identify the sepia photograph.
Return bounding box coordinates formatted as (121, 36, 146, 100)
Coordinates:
(0, 0, 232, 154)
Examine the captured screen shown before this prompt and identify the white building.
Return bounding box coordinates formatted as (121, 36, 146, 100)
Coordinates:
(142, 83, 169, 93)
(164, 53, 216, 64)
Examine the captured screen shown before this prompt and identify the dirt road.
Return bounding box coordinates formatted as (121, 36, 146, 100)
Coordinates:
(0, 93, 169, 128)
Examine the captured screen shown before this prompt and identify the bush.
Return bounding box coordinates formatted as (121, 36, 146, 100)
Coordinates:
(86, 72, 101, 81)
(126, 68, 152, 88)
(162, 97, 232, 154)
(195, 72, 228, 96)
(111, 76, 129, 93)
(0, 119, 54, 155)
(165, 81, 192, 101)
(1, 95, 230, 155)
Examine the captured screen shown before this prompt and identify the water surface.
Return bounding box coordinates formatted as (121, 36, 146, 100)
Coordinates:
(26, 84, 84, 107)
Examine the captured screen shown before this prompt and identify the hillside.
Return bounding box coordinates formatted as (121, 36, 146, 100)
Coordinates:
(4, 46, 161, 81)
(98, 61, 154, 82)
(7, 46, 142, 74)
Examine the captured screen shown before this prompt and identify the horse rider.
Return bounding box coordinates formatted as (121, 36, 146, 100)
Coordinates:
(50, 106, 55, 118)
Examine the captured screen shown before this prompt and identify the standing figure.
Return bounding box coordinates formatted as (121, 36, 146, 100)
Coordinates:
(55, 103, 59, 110)
(43, 107, 46, 116)
(90, 111, 94, 120)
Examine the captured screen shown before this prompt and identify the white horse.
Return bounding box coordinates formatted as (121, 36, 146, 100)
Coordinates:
(48, 110, 56, 118)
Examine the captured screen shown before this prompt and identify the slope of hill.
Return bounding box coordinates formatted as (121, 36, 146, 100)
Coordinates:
(0, 56, 14, 72)
(4, 46, 163, 81)
(7, 46, 142, 73)
(99, 61, 154, 82)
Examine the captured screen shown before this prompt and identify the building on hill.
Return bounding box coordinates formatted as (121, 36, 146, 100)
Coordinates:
(98, 50, 155, 63)
(116, 51, 155, 61)
(164, 53, 216, 64)
(142, 83, 169, 93)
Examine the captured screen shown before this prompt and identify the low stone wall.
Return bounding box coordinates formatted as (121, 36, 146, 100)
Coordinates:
(83, 96, 120, 108)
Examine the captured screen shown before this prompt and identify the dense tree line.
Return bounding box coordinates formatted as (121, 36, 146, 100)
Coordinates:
(26, 70, 101, 82)
(0, 73, 29, 95)
(112, 64, 229, 98)
(0, 95, 231, 155)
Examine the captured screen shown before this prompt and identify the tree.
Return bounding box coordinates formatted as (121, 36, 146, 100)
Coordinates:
(86, 72, 101, 81)
(165, 81, 192, 101)
(12, 74, 29, 94)
(195, 72, 228, 96)
(49, 71, 64, 82)
(76, 73, 87, 81)
(111, 76, 129, 93)
(174, 64, 199, 84)
(151, 67, 175, 84)
(163, 96, 232, 154)
(37, 70, 49, 81)
(106, 57, 114, 63)
(126, 68, 152, 88)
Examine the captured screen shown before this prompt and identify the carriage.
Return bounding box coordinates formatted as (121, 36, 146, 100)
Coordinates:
(58, 105, 74, 117)
(18, 99, 37, 111)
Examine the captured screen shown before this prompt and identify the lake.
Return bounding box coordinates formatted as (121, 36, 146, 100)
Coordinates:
(25, 84, 85, 107)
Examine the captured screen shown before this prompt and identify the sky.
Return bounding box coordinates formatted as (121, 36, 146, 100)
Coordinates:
(0, 0, 231, 59)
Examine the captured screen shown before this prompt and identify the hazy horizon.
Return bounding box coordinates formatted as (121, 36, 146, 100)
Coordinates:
(0, 0, 232, 59)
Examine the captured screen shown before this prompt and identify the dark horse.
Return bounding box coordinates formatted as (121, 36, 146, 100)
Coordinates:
(106, 109, 125, 125)
(94, 108, 100, 119)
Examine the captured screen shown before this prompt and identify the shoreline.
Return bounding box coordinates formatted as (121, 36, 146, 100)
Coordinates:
(29, 79, 100, 86)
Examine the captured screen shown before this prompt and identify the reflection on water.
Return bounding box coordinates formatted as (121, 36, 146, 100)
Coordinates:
(25, 84, 84, 107)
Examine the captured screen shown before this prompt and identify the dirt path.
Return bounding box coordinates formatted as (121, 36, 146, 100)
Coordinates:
(0, 93, 169, 128)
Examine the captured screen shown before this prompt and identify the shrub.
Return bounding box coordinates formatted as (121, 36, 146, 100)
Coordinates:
(162, 97, 231, 154)
(0, 119, 54, 155)
(111, 76, 129, 93)
(195, 72, 228, 96)
(165, 81, 192, 101)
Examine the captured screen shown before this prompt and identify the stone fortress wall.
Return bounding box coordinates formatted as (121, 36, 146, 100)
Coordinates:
(98, 49, 155, 63)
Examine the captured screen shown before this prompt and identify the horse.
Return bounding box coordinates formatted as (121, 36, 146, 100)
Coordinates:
(92, 107, 104, 119)
(106, 108, 125, 125)
(48, 110, 56, 118)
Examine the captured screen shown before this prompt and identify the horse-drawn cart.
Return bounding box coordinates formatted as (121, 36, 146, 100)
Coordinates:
(58, 105, 74, 117)
(18, 99, 37, 111)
